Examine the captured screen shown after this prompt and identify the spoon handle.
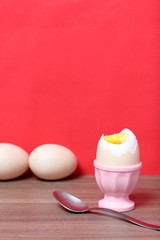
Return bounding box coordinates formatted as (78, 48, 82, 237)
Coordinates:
(89, 208, 160, 231)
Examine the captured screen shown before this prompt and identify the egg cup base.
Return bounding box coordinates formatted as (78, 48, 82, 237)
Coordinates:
(98, 197, 135, 212)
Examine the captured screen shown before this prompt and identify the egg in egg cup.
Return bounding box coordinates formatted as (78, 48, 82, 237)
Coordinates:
(94, 129, 142, 212)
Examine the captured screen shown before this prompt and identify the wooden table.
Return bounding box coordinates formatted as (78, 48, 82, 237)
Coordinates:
(0, 174, 159, 239)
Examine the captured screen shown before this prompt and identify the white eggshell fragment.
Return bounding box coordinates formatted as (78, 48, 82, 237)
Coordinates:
(29, 144, 77, 180)
(0, 143, 29, 180)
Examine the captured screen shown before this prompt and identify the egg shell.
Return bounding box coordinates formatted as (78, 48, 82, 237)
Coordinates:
(29, 144, 77, 180)
(0, 143, 29, 180)
(96, 128, 140, 166)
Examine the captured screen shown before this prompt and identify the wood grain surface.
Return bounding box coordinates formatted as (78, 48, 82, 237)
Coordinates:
(0, 174, 159, 239)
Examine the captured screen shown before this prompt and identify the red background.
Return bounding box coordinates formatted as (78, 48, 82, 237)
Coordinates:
(0, 0, 159, 175)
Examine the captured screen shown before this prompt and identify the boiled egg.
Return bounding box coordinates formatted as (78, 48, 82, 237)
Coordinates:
(0, 143, 29, 180)
(96, 128, 140, 166)
(29, 144, 77, 180)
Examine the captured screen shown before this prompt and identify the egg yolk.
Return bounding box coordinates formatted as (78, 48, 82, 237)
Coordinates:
(104, 133, 129, 144)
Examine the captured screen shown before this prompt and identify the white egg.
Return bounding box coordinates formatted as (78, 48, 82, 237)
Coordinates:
(96, 128, 140, 166)
(0, 143, 29, 180)
(29, 144, 77, 180)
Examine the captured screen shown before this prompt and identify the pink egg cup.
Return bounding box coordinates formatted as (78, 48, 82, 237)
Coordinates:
(94, 160, 142, 212)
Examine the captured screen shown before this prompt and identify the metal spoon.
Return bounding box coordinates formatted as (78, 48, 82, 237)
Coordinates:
(53, 190, 160, 231)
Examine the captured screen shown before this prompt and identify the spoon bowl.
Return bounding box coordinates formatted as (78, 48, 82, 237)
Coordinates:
(53, 190, 160, 231)
(53, 191, 88, 213)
